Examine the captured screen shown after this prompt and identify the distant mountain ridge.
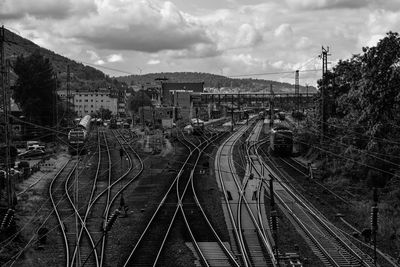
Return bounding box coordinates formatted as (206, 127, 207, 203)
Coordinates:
(117, 72, 317, 94)
(3, 27, 317, 94)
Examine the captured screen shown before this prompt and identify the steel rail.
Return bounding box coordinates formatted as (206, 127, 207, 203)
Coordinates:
(153, 133, 211, 266)
(257, 140, 375, 267)
(216, 125, 253, 267)
(70, 129, 103, 267)
(242, 121, 277, 266)
(122, 131, 198, 266)
(48, 160, 76, 267)
(188, 132, 242, 267)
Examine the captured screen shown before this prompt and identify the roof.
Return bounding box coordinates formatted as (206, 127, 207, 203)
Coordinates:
(162, 82, 204, 93)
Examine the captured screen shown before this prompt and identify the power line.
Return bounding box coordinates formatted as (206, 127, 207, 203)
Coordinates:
(79, 61, 135, 76)
(228, 69, 321, 78)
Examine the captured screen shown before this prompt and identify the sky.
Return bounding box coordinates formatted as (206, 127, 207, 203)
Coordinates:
(2, 0, 400, 86)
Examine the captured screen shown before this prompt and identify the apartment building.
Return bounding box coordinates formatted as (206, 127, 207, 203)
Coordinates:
(57, 89, 118, 117)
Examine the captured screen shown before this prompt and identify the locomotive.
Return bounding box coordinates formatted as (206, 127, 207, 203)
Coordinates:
(191, 118, 205, 135)
(68, 115, 91, 155)
(270, 125, 293, 155)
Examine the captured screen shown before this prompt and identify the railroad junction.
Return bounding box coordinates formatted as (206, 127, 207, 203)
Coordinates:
(1, 113, 398, 267)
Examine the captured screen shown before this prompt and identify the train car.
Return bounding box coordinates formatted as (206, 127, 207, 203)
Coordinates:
(258, 111, 265, 120)
(109, 118, 118, 129)
(270, 125, 293, 155)
(191, 118, 205, 135)
(68, 115, 91, 154)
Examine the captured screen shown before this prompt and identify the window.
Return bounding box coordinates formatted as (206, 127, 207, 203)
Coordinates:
(91, 105, 93, 108)
(85, 99, 88, 102)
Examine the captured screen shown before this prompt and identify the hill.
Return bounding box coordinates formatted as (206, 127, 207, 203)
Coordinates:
(2, 27, 317, 94)
(117, 72, 317, 94)
(3, 27, 110, 90)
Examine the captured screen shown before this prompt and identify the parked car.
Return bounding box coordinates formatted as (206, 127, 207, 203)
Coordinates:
(18, 149, 46, 159)
(28, 144, 45, 150)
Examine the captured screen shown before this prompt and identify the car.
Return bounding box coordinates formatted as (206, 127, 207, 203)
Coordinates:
(28, 144, 45, 150)
(9, 168, 22, 176)
(18, 149, 46, 159)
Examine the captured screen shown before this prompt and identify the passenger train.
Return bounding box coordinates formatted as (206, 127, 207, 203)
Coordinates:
(270, 125, 293, 155)
(68, 115, 92, 155)
(191, 118, 205, 135)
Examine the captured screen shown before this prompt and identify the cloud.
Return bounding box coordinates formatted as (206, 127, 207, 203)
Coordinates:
(234, 24, 263, 48)
(95, 59, 105, 65)
(107, 54, 123, 63)
(283, 0, 369, 10)
(274, 24, 293, 38)
(0, 0, 96, 19)
(66, 0, 214, 53)
(86, 50, 100, 61)
(147, 59, 161, 65)
(166, 43, 221, 58)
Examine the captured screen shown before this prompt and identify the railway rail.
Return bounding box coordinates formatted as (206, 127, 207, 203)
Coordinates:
(123, 131, 238, 266)
(179, 131, 240, 267)
(254, 139, 376, 267)
(215, 120, 277, 267)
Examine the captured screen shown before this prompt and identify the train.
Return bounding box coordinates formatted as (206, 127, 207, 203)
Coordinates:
(270, 125, 293, 155)
(258, 111, 265, 120)
(68, 115, 92, 154)
(109, 118, 118, 129)
(191, 118, 205, 135)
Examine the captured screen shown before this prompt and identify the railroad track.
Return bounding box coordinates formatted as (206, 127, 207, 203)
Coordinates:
(179, 131, 240, 267)
(254, 140, 376, 267)
(215, 120, 277, 267)
(122, 131, 225, 266)
(59, 129, 113, 267)
(50, 127, 143, 267)
(48, 159, 79, 267)
(100, 129, 144, 266)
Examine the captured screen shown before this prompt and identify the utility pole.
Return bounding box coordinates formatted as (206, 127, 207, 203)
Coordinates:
(231, 94, 234, 132)
(269, 174, 280, 266)
(269, 84, 274, 128)
(1, 26, 13, 208)
(295, 70, 299, 114)
(55, 74, 59, 137)
(67, 64, 71, 128)
(371, 187, 379, 266)
(320, 46, 330, 142)
(141, 88, 144, 131)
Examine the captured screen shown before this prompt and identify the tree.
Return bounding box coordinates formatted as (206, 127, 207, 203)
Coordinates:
(13, 50, 58, 126)
(127, 91, 153, 113)
(94, 107, 112, 120)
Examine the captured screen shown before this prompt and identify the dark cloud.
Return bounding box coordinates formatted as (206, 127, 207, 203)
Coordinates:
(0, 0, 97, 20)
(65, 1, 217, 54)
(77, 26, 213, 53)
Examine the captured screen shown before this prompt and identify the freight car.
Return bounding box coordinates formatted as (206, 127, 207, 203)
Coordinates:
(68, 115, 91, 154)
(270, 125, 293, 155)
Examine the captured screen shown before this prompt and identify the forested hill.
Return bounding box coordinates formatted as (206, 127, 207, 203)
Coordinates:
(117, 72, 317, 94)
(3, 27, 317, 93)
(3, 28, 109, 90)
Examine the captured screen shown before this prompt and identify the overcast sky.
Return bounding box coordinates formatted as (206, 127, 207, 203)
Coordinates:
(2, 0, 400, 86)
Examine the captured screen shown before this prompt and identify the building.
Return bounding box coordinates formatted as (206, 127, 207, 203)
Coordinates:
(58, 89, 118, 117)
(138, 106, 175, 126)
(170, 90, 191, 120)
(161, 82, 204, 106)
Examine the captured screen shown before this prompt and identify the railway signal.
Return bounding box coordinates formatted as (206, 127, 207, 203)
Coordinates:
(371, 187, 379, 266)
